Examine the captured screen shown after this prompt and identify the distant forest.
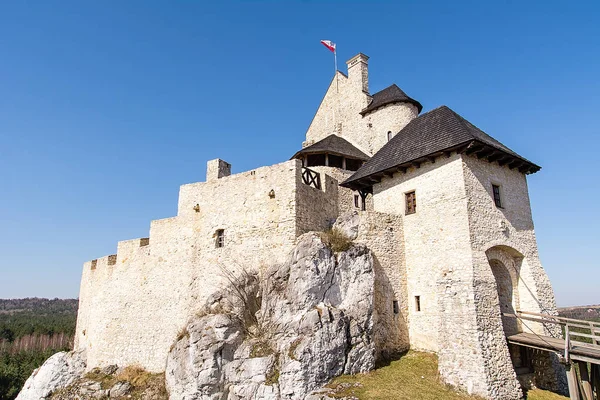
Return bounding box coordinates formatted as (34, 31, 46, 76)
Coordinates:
(0, 298, 78, 400)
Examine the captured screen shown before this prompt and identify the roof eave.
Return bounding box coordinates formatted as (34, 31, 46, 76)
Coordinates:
(341, 141, 541, 190)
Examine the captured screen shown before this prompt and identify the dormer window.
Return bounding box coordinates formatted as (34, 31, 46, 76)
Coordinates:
(387, 131, 393, 142)
(215, 229, 225, 248)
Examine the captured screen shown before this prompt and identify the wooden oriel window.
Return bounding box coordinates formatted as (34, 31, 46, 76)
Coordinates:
(405, 191, 416, 215)
(215, 229, 225, 248)
(492, 184, 502, 208)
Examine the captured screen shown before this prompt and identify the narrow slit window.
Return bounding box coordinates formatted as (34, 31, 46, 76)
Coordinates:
(492, 184, 502, 208)
(415, 296, 421, 312)
(393, 300, 399, 314)
(405, 191, 416, 215)
(215, 229, 225, 248)
(354, 194, 360, 208)
(387, 131, 393, 142)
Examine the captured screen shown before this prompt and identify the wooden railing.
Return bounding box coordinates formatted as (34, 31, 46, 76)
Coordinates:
(504, 310, 600, 362)
(302, 167, 321, 190)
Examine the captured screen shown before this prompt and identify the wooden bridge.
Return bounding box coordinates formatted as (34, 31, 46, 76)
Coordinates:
(504, 311, 600, 400)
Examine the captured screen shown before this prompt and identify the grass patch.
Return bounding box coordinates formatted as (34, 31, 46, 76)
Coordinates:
(288, 338, 302, 361)
(250, 340, 273, 358)
(326, 351, 566, 400)
(265, 365, 280, 386)
(320, 228, 353, 253)
(526, 388, 568, 400)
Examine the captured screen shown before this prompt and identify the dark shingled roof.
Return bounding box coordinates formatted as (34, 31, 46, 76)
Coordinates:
(360, 84, 423, 115)
(291, 134, 370, 161)
(342, 105, 541, 190)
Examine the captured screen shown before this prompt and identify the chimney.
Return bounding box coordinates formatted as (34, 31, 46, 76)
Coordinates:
(206, 159, 231, 181)
(346, 53, 369, 93)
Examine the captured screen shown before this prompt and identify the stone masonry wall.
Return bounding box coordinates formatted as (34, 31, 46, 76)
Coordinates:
(353, 211, 409, 359)
(310, 166, 373, 215)
(75, 160, 343, 373)
(373, 153, 474, 354)
(461, 154, 565, 395)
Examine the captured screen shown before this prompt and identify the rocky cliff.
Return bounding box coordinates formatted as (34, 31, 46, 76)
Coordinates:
(16, 224, 378, 400)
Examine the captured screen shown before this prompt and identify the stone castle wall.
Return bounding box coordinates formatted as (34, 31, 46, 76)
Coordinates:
(309, 166, 373, 214)
(352, 211, 409, 358)
(75, 160, 346, 372)
(372, 153, 474, 353)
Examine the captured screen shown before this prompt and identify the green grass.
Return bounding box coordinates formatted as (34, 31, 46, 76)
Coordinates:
(326, 351, 567, 400)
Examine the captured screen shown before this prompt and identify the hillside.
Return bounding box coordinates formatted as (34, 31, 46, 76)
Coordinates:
(558, 305, 600, 321)
(0, 298, 78, 400)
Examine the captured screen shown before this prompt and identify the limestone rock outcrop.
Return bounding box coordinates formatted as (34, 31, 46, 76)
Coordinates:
(16, 351, 86, 400)
(166, 232, 375, 399)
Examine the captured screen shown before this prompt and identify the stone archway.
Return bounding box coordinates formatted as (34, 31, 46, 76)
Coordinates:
(486, 247, 523, 335)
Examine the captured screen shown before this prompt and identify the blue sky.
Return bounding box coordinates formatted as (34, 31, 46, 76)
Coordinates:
(0, 1, 598, 306)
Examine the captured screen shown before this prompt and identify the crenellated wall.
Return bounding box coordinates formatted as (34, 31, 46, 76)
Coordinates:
(75, 160, 345, 372)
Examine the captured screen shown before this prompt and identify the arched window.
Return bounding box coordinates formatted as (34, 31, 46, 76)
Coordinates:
(387, 131, 393, 141)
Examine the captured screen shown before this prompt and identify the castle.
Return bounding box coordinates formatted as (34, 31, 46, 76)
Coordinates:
(74, 53, 563, 399)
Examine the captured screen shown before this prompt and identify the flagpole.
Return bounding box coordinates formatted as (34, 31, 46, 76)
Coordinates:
(334, 48, 338, 93)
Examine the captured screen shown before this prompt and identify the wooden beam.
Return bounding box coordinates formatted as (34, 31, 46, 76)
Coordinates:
(497, 156, 511, 166)
(518, 165, 531, 173)
(465, 144, 484, 155)
(444, 151, 453, 158)
(428, 156, 437, 164)
(508, 160, 524, 170)
(566, 363, 581, 400)
(475, 147, 494, 159)
(385, 171, 394, 178)
(577, 361, 593, 400)
(412, 162, 421, 169)
(397, 166, 407, 174)
(487, 152, 503, 162)
(591, 364, 600, 399)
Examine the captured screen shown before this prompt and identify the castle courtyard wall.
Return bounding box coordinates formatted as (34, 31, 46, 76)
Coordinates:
(75, 160, 344, 373)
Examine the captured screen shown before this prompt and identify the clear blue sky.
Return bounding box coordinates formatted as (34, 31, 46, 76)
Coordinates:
(0, 1, 598, 306)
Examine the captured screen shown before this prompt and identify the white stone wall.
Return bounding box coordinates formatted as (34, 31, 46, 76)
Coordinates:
(354, 211, 408, 358)
(75, 160, 345, 373)
(373, 154, 473, 353)
(371, 152, 562, 399)
(309, 166, 373, 214)
(461, 155, 564, 395)
(304, 58, 418, 156)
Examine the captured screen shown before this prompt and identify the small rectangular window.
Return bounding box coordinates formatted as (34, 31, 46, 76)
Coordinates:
(215, 229, 225, 248)
(492, 184, 502, 208)
(405, 191, 416, 215)
(415, 296, 421, 312)
(393, 300, 399, 314)
(354, 194, 360, 208)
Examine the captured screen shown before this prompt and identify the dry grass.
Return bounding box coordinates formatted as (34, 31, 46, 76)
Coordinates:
(75, 365, 167, 399)
(327, 351, 567, 400)
(526, 388, 568, 400)
(321, 228, 353, 253)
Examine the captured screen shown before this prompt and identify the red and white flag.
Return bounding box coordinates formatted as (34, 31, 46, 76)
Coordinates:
(320, 40, 336, 53)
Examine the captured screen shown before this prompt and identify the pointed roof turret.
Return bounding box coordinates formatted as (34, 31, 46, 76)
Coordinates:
(360, 84, 423, 115)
